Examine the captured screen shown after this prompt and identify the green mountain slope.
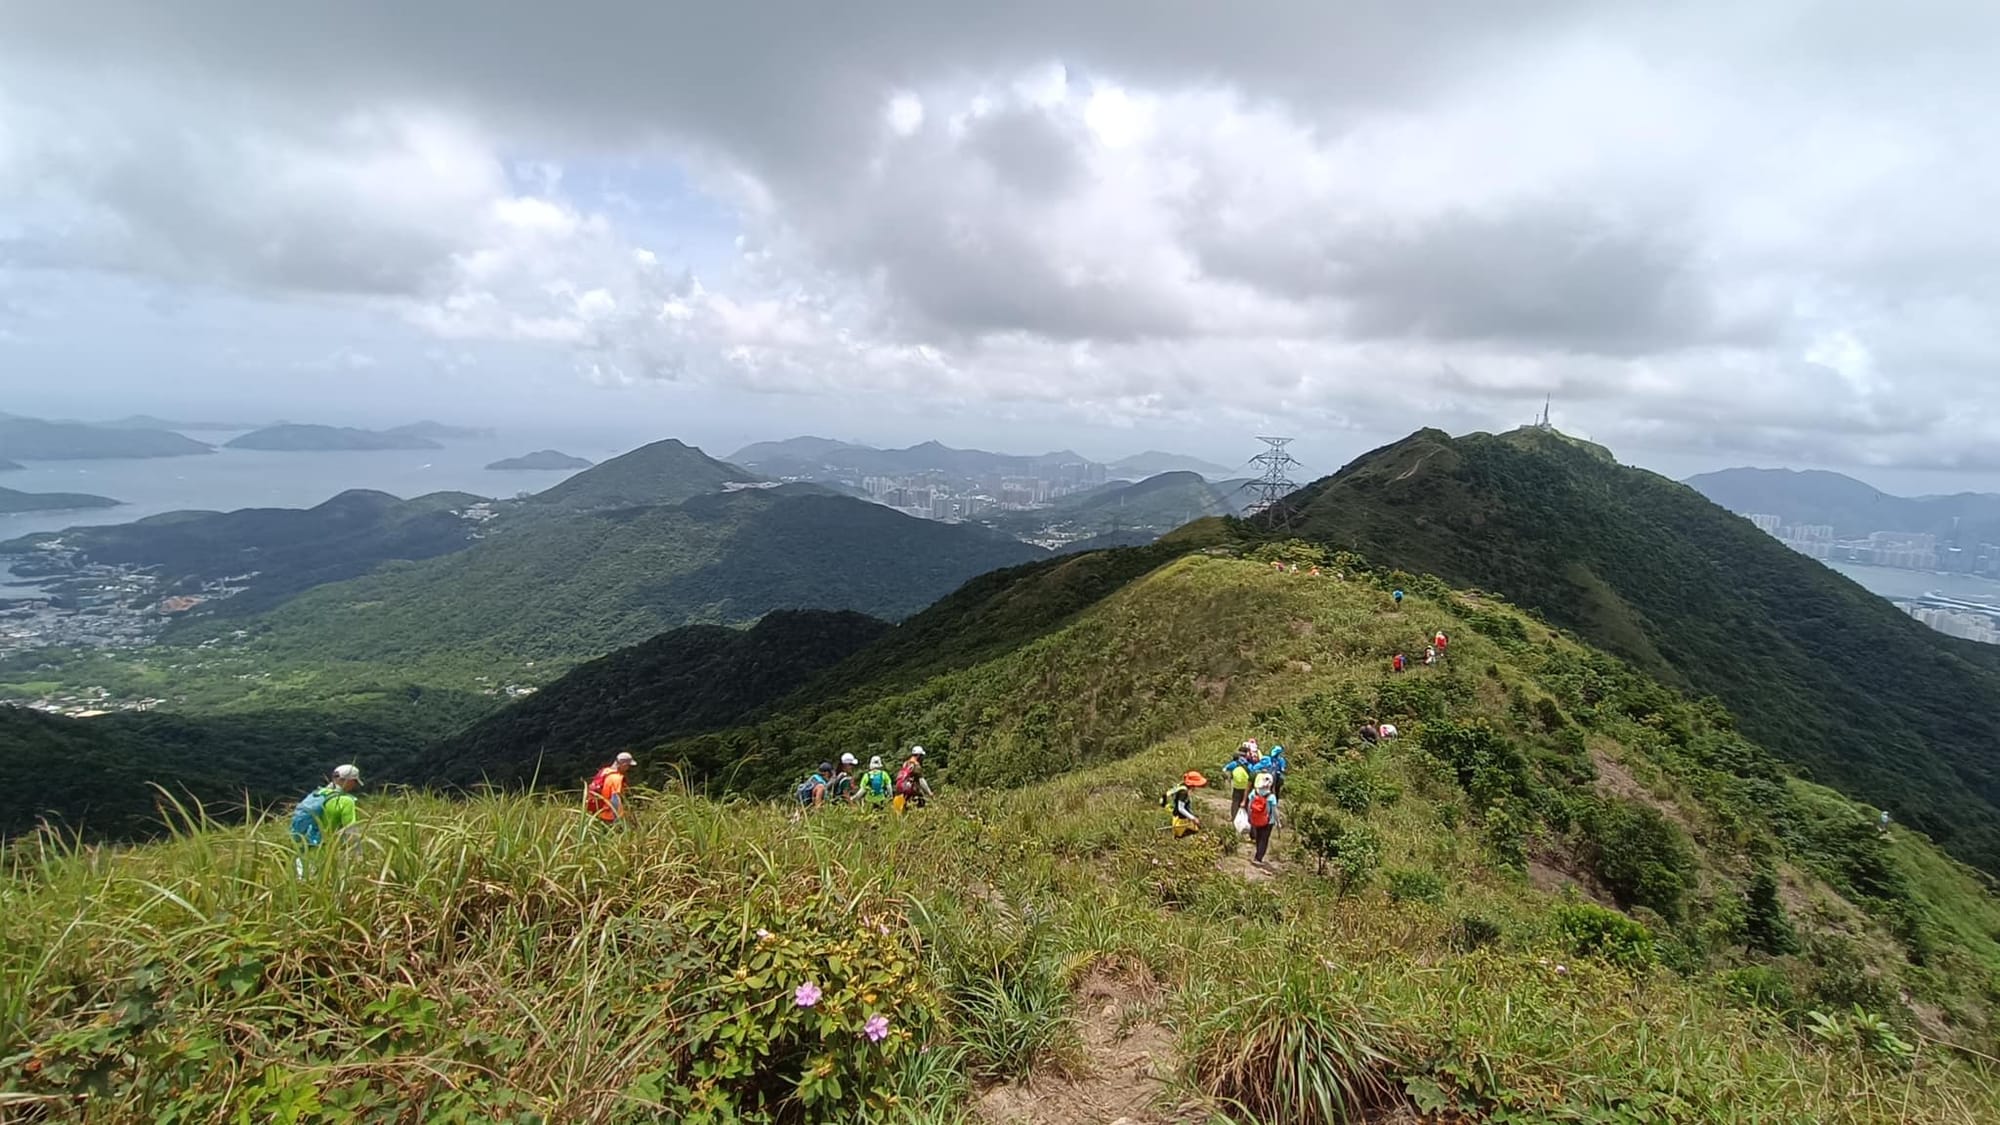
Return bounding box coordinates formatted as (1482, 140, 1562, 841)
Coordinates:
(178, 487, 1044, 697)
(0, 487, 120, 514)
(486, 450, 591, 470)
(528, 438, 756, 510)
(9, 545, 2000, 1121)
(411, 609, 890, 789)
(4, 490, 485, 616)
(0, 416, 212, 460)
(1274, 426, 2000, 873)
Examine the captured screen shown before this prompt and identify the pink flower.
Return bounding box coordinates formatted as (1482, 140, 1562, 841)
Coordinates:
(863, 1015, 890, 1043)
(795, 981, 822, 1007)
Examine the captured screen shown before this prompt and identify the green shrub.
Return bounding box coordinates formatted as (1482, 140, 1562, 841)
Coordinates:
(1419, 719, 1533, 806)
(1720, 966, 1798, 1014)
(1741, 867, 1798, 955)
(1449, 914, 1503, 951)
(1480, 801, 1529, 871)
(1385, 867, 1446, 906)
(1551, 903, 1655, 969)
(1574, 796, 1695, 922)
(1293, 806, 1382, 895)
(1324, 762, 1398, 815)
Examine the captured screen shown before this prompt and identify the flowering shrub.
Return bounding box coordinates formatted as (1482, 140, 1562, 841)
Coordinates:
(633, 898, 940, 1122)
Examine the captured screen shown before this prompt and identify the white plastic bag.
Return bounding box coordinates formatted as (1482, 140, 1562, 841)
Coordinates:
(1233, 807, 1252, 834)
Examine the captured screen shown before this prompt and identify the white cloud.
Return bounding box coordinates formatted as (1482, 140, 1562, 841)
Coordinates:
(4, 0, 2000, 468)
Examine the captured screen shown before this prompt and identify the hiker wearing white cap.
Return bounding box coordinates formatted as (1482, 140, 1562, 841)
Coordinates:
(585, 752, 636, 826)
(289, 764, 362, 875)
(860, 755, 894, 809)
(893, 746, 933, 814)
(829, 752, 861, 803)
(1246, 772, 1279, 867)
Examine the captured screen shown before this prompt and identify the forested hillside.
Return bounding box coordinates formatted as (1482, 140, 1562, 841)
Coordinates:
(1273, 426, 2000, 872)
(411, 610, 890, 788)
(527, 438, 756, 510)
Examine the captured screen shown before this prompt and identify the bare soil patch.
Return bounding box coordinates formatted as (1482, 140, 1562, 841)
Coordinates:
(975, 968, 1188, 1125)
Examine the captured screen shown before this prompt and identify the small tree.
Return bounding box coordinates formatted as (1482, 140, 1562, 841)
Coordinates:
(1293, 805, 1382, 895)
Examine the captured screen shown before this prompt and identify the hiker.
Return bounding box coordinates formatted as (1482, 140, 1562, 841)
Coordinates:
(1379, 722, 1400, 741)
(893, 746, 934, 813)
(797, 761, 835, 808)
(1879, 810, 1892, 833)
(1392, 588, 1404, 607)
(1434, 631, 1448, 655)
(860, 755, 894, 809)
(1359, 719, 1380, 745)
(289, 764, 361, 875)
(1246, 772, 1279, 867)
(585, 752, 636, 827)
(1224, 742, 1256, 819)
(829, 753, 860, 803)
(1264, 744, 1290, 798)
(1424, 646, 1437, 666)
(1392, 652, 1407, 673)
(1164, 771, 1206, 838)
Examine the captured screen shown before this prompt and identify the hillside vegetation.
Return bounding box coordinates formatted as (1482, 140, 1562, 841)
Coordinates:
(7, 548, 2000, 1122)
(527, 439, 755, 511)
(1274, 427, 2000, 874)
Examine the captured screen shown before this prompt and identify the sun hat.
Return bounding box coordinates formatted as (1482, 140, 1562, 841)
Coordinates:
(869, 756, 884, 769)
(909, 746, 926, 757)
(615, 752, 636, 766)
(1182, 770, 1208, 787)
(840, 752, 858, 766)
(332, 763, 361, 784)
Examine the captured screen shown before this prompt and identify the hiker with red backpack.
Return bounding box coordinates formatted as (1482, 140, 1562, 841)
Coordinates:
(1245, 771, 1279, 867)
(585, 752, 635, 827)
(892, 746, 934, 813)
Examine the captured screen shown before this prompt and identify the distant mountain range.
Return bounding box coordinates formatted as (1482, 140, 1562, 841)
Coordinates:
(1687, 467, 2000, 547)
(0, 416, 213, 460)
(487, 450, 592, 471)
(224, 424, 444, 451)
(728, 436, 1101, 480)
(0, 459, 22, 472)
(978, 470, 1252, 543)
(94, 414, 267, 432)
(1273, 426, 2000, 873)
(1105, 450, 1238, 480)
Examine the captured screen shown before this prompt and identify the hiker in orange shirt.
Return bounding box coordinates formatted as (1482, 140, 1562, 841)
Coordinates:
(585, 752, 635, 826)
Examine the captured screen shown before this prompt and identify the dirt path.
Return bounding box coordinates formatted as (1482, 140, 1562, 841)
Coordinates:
(975, 968, 1186, 1125)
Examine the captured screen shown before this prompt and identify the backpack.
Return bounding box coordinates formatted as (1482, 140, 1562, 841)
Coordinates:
(583, 768, 613, 817)
(1161, 784, 1187, 810)
(863, 769, 892, 799)
(1247, 792, 1273, 828)
(290, 786, 336, 846)
(795, 774, 827, 806)
(894, 761, 919, 796)
(1229, 763, 1250, 791)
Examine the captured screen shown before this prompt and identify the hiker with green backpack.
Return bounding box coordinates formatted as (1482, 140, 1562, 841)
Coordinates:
(289, 764, 362, 876)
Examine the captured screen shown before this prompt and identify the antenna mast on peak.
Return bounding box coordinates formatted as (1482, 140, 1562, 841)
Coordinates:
(1534, 395, 1554, 431)
(1245, 435, 1302, 529)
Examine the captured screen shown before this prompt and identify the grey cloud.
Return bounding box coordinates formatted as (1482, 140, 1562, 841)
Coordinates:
(962, 107, 1087, 200)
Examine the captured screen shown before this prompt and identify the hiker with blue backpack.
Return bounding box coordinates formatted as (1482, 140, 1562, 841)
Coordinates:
(797, 761, 835, 808)
(289, 764, 362, 876)
(1260, 744, 1290, 798)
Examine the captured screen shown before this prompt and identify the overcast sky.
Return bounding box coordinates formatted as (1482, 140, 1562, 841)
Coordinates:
(3, 0, 1998, 484)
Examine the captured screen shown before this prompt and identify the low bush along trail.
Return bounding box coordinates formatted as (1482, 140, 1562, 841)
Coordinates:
(6, 550, 2000, 1122)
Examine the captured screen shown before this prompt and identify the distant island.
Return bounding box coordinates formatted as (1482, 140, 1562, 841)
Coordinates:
(0, 416, 213, 461)
(225, 425, 443, 452)
(389, 420, 496, 441)
(0, 486, 121, 514)
(96, 414, 266, 432)
(0, 458, 21, 472)
(487, 450, 593, 471)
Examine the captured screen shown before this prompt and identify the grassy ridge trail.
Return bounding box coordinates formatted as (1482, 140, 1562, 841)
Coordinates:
(5, 550, 2000, 1121)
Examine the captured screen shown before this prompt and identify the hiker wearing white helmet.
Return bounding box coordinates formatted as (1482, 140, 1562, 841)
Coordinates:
(829, 752, 861, 803)
(860, 755, 894, 809)
(893, 746, 934, 813)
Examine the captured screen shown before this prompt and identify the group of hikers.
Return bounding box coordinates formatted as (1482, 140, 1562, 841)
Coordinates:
(1161, 737, 1288, 867)
(1391, 629, 1449, 673)
(287, 743, 944, 860)
(793, 747, 935, 812)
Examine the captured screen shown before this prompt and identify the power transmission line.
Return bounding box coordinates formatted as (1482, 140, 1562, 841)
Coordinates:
(1244, 436, 1302, 529)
